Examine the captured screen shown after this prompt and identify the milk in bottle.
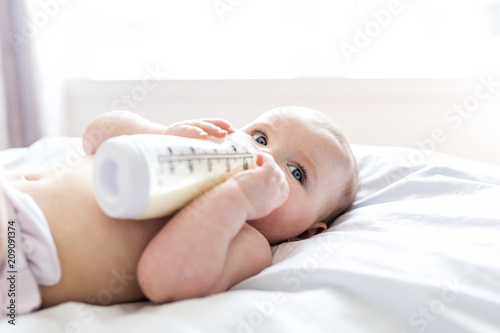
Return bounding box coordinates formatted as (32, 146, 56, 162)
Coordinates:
(93, 132, 256, 219)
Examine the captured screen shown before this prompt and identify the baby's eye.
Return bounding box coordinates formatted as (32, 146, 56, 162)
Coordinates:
(288, 165, 303, 182)
(252, 134, 267, 146)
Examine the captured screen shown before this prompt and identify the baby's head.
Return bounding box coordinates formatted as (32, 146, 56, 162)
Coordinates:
(239, 106, 358, 245)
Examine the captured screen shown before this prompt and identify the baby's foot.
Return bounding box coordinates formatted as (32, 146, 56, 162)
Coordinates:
(231, 152, 289, 220)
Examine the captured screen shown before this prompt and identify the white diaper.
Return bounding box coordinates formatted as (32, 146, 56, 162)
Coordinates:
(0, 175, 61, 318)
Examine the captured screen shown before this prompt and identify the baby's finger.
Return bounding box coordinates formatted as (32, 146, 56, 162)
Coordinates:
(195, 121, 228, 138)
(200, 118, 235, 133)
(176, 125, 209, 139)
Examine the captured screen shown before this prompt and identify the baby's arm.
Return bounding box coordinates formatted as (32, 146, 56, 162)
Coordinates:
(82, 110, 235, 155)
(137, 152, 289, 303)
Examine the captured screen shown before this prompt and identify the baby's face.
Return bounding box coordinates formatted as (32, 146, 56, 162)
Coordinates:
(239, 107, 351, 244)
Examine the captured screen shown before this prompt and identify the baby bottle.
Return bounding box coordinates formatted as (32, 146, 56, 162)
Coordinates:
(93, 132, 256, 219)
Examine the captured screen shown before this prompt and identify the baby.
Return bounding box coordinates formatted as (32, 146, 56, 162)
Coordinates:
(0, 106, 358, 316)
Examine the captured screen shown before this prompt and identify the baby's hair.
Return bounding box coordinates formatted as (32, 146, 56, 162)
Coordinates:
(311, 110, 359, 228)
(325, 144, 358, 227)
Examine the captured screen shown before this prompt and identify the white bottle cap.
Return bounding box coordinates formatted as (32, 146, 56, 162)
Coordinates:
(93, 136, 150, 219)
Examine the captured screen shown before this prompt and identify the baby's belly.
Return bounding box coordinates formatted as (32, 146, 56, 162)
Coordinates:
(6, 156, 167, 307)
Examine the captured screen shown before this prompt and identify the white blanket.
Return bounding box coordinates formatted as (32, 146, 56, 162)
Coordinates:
(1, 137, 499, 333)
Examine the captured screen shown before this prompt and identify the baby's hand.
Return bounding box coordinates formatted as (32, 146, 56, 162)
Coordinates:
(231, 152, 289, 221)
(163, 119, 235, 139)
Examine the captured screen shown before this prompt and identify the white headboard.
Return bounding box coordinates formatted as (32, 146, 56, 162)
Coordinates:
(66, 78, 500, 166)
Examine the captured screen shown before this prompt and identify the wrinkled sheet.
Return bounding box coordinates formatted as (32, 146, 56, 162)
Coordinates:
(1, 138, 499, 333)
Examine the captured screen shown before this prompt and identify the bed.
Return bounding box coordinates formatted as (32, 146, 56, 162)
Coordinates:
(1, 136, 499, 333)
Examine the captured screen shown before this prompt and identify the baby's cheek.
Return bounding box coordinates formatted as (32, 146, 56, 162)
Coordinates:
(252, 205, 286, 235)
(267, 201, 296, 231)
(252, 190, 299, 233)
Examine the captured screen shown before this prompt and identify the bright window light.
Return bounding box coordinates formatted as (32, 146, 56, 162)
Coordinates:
(27, 0, 500, 80)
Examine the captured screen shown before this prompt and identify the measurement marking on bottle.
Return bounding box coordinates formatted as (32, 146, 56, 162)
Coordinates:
(159, 152, 253, 163)
(158, 147, 254, 175)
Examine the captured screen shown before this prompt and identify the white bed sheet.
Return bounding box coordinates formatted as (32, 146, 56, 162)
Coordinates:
(1, 137, 499, 333)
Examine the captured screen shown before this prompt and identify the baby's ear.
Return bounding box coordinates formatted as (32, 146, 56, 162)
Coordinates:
(289, 222, 327, 242)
